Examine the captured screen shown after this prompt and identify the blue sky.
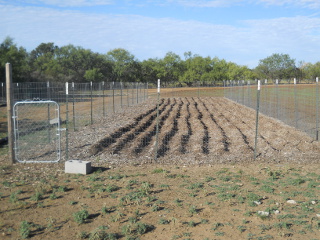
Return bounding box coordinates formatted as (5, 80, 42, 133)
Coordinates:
(1, 0, 320, 68)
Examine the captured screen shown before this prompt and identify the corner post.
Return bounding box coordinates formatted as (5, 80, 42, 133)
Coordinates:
(6, 63, 15, 164)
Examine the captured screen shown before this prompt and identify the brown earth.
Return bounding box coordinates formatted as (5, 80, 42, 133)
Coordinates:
(1, 162, 320, 240)
(88, 97, 320, 165)
(1, 97, 320, 240)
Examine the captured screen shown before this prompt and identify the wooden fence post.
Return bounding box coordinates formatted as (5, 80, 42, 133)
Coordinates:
(6, 63, 15, 164)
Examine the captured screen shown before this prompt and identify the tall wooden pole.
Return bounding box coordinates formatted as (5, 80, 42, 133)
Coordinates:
(6, 63, 15, 164)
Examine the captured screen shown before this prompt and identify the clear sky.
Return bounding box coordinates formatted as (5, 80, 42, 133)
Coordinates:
(1, 0, 320, 68)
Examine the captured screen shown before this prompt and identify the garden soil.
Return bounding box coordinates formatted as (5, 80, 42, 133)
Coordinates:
(1, 97, 320, 239)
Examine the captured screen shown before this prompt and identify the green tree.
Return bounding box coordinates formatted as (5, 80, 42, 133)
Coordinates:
(141, 58, 161, 85)
(210, 57, 229, 81)
(84, 68, 104, 82)
(0, 36, 30, 82)
(58, 45, 88, 82)
(29, 42, 59, 81)
(157, 52, 184, 86)
(29, 43, 113, 83)
(180, 53, 213, 86)
(302, 62, 320, 80)
(56, 44, 108, 82)
(227, 62, 256, 80)
(106, 48, 140, 82)
(255, 53, 296, 81)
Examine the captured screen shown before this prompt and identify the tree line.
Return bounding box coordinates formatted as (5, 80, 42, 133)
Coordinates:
(1, 36, 319, 86)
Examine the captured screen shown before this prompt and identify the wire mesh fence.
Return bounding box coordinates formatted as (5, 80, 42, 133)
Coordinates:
(3, 79, 320, 163)
(89, 94, 320, 164)
(11, 81, 148, 129)
(224, 79, 320, 139)
(13, 101, 61, 162)
(6, 81, 148, 162)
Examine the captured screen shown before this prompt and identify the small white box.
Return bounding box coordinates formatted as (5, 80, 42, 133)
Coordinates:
(65, 160, 92, 175)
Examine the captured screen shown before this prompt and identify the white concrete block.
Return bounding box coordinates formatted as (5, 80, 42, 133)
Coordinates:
(65, 160, 92, 175)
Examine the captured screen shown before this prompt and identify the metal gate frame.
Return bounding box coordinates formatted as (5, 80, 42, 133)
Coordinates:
(13, 100, 61, 163)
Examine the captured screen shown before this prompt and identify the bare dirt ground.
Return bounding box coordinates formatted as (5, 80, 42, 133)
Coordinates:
(1, 97, 320, 240)
(83, 97, 320, 165)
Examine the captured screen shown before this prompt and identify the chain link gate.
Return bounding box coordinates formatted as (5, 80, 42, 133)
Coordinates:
(13, 101, 61, 163)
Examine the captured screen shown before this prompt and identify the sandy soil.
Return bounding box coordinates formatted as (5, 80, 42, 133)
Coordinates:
(87, 97, 320, 166)
(1, 97, 320, 240)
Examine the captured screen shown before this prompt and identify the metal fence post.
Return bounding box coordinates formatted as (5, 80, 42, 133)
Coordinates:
(112, 82, 115, 113)
(1, 82, 4, 102)
(72, 82, 76, 131)
(223, 80, 225, 97)
(90, 81, 93, 124)
(131, 83, 134, 105)
(254, 80, 261, 160)
(276, 79, 279, 120)
(47, 81, 51, 142)
(120, 82, 123, 108)
(264, 79, 267, 115)
(154, 79, 160, 162)
(294, 78, 298, 128)
(242, 80, 244, 104)
(238, 81, 240, 103)
(230, 81, 233, 100)
(147, 82, 149, 99)
(127, 83, 129, 106)
(316, 77, 319, 140)
(65, 82, 69, 161)
(102, 81, 106, 117)
(16, 82, 19, 101)
(136, 82, 139, 104)
(247, 81, 250, 107)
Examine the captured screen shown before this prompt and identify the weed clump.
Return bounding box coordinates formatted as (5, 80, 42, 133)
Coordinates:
(20, 221, 31, 239)
(73, 209, 89, 224)
(121, 222, 154, 237)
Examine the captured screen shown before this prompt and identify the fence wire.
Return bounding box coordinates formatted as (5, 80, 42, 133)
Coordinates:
(7, 81, 148, 162)
(11, 81, 148, 129)
(224, 79, 319, 139)
(3, 79, 320, 163)
(13, 101, 61, 162)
